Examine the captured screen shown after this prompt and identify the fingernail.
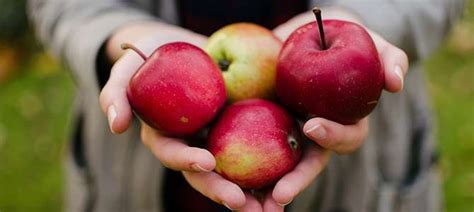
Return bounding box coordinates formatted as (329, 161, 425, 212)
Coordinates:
(191, 163, 211, 172)
(394, 65, 404, 90)
(277, 199, 293, 207)
(223, 202, 237, 211)
(305, 124, 326, 140)
(108, 105, 117, 134)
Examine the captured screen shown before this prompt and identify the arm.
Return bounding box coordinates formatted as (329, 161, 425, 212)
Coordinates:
(27, 0, 158, 89)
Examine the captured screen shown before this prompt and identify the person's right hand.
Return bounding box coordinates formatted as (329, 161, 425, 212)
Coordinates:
(100, 21, 207, 135)
(98, 20, 222, 189)
(99, 21, 249, 210)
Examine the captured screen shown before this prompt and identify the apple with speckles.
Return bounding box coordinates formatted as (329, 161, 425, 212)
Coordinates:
(276, 8, 384, 124)
(207, 99, 302, 189)
(125, 42, 226, 137)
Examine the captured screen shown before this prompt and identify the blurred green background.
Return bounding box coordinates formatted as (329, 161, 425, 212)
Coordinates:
(0, 1, 473, 211)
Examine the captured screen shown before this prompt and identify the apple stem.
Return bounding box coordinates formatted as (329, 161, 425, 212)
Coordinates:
(121, 43, 147, 61)
(312, 7, 327, 50)
(218, 59, 230, 71)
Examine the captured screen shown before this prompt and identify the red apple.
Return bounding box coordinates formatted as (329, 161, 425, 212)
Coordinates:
(276, 9, 384, 124)
(208, 99, 302, 189)
(126, 42, 226, 136)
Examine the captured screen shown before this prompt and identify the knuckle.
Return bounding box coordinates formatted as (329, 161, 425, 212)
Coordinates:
(161, 162, 176, 171)
(140, 128, 150, 146)
(356, 124, 369, 144)
(98, 88, 109, 108)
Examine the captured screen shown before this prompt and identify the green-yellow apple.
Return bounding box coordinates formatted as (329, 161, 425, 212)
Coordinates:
(205, 23, 282, 102)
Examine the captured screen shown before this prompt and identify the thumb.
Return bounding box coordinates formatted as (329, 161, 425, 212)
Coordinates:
(368, 30, 409, 93)
(99, 50, 145, 134)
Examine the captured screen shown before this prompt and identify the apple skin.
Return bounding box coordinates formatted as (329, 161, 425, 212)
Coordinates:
(276, 20, 384, 124)
(208, 99, 302, 189)
(127, 42, 226, 137)
(205, 23, 282, 102)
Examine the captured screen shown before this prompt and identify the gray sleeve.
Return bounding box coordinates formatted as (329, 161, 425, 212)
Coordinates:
(314, 0, 464, 59)
(27, 0, 156, 90)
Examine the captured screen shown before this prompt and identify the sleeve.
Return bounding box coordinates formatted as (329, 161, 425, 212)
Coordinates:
(27, 0, 157, 91)
(314, 0, 464, 60)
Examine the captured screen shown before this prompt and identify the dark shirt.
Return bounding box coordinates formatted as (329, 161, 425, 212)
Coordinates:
(178, 0, 308, 36)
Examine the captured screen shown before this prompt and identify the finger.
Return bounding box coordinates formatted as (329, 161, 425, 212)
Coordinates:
(182, 171, 246, 210)
(368, 30, 409, 93)
(272, 145, 330, 206)
(99, 51, 145, 134)
(141, 124, 215, 172)
(263, 192, 284, 212)
(240, 193, 263, 212)
(303, 117, 369, 154)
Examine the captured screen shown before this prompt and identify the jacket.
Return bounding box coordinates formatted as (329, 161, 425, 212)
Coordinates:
(28, 0, 464, 211)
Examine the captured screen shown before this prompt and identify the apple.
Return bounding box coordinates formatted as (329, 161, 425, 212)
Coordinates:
(125, 42, 226, 137)
(207, 99, 302, 189)
(276, 8, 384, 124)
(205, 23, 282, 102)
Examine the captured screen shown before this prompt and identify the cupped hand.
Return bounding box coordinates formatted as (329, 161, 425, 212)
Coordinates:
(98, 20, 222, 194)
(97, 21, 248, 210)
(99, 21, 207, 134)
(99, 21, 214, 167)
(274, 6, 408, 155)
(183, 142, 330, 211)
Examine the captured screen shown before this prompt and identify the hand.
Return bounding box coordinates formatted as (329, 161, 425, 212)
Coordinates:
(98, 21, 248, 210)
(274, 6, 408, 154)
(99, 21, 207, 134)
(99, 21, 214, 171)
(98, 20, 223, 201)
(183, 142, 330, 211)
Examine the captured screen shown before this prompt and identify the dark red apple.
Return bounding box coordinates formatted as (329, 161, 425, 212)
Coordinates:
(126, 42, 226, 136)
(208, 99, 302, 189)
(276, 8, 384, 124)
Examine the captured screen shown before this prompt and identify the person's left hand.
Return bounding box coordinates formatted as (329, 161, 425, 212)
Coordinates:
(186, 7, 409, 211)
(273, 6, 408, 155)
(235, 6, 409, 210)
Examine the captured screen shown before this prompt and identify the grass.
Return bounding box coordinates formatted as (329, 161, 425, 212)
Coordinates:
(0, 3, 473, 211)
(0, 54, 75, 211)
(426, 46, 474, 212)
(423, 1, 474, 211)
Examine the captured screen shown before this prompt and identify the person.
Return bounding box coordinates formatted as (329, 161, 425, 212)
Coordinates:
(28, 0, 463, 211)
